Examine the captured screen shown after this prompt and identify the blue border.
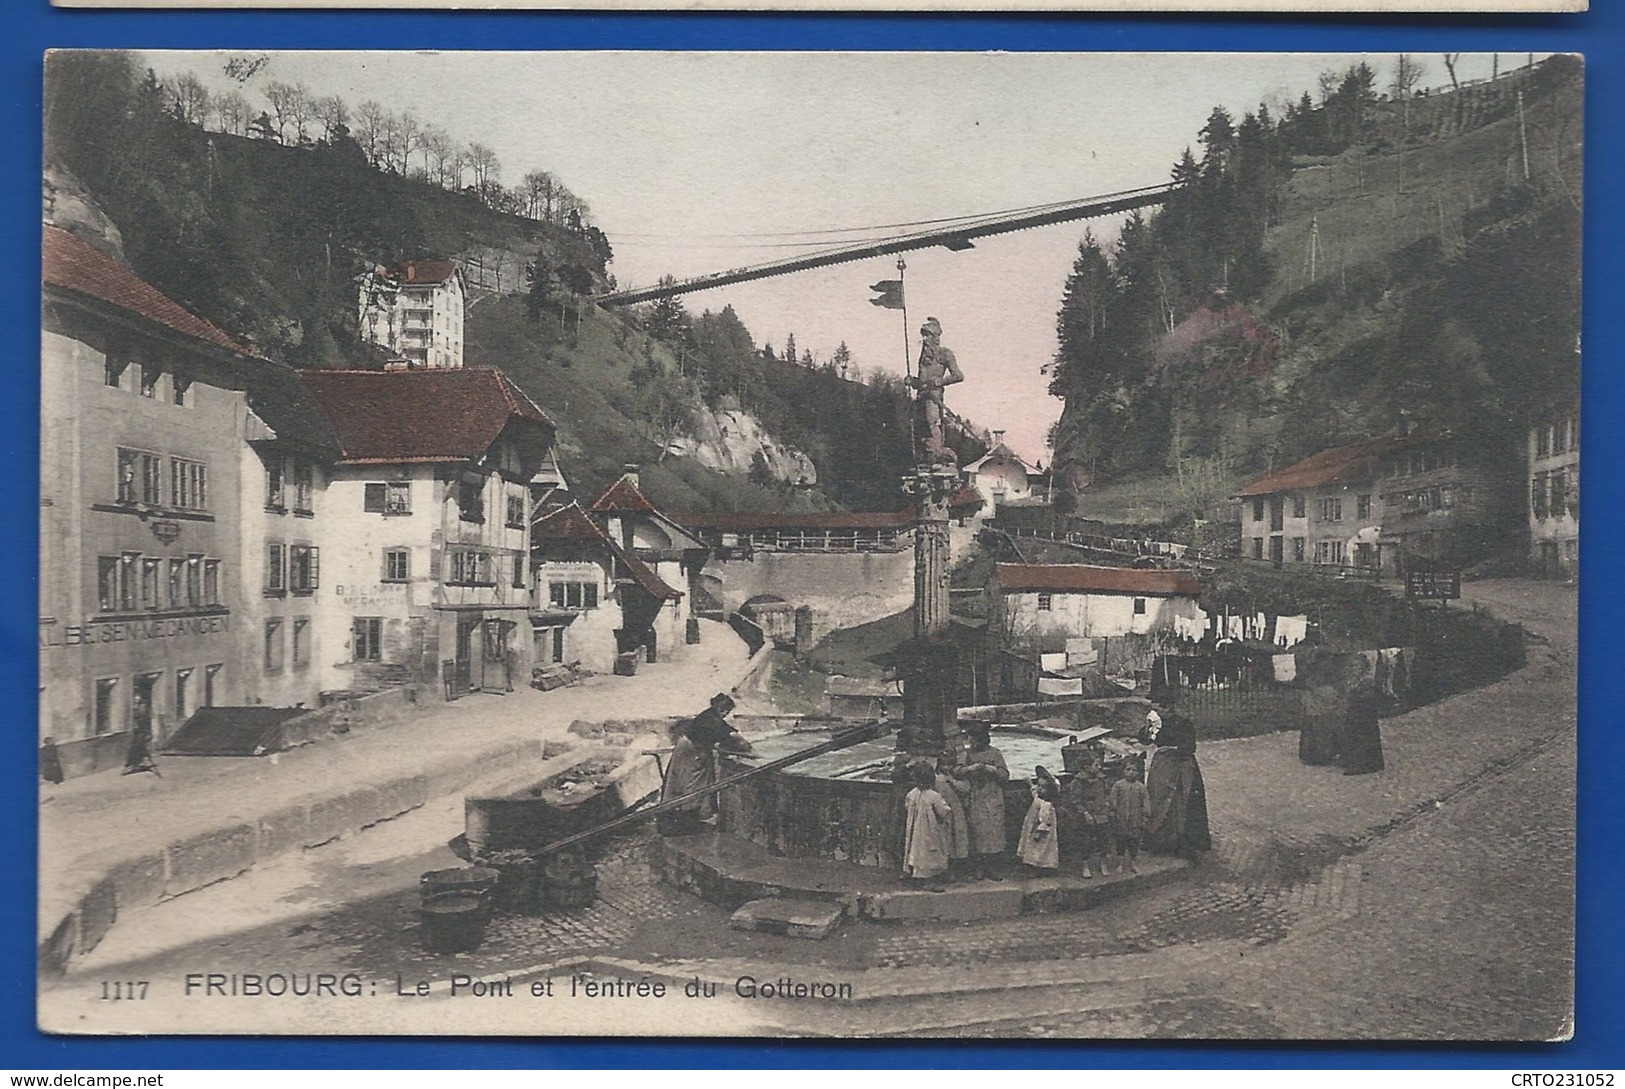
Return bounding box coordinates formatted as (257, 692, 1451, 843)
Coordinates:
(6, 3, 1620, 1070)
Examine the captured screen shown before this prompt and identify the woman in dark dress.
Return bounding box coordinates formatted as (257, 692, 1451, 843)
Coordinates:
(1143, 710, 1211, 858)
(1337, 679, 1386, 775)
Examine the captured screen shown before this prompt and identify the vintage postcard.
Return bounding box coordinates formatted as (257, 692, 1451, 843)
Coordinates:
(38, 50, 1579, 1038)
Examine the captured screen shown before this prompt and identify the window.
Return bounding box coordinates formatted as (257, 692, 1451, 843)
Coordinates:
(551, 627, 565, 664)
(266, 457, 285, 509)
(1291, 495, 1306, 519)
(97, 553, 138, 612)
(93, 678, 119, 736)
(1537, 426, 1551, 458)
(292, 461, 314, 514)
(204, 664, 222, 707)
(140, 367, 161, 399)
(1357, 494, 1372, 521)
(1319, 497, 1343, 522)
(1036, 592, 1053, 612)
(1252, 537, 1264, 560)
(353, 617, 383, 662)
(1252, 498, 1265, 523)
(1549, 471, 1567, 518)
(1316, 540, 1346, 565)
(174, 668, 193, 724)
(117, 448, 162, 505)
(171, 459, 208, 510)
(172, 374, 191, 407)
(364, 481, 411, 515)
(289, 545, 319, 593)
(104, 355, 129, 389)
(1292, 537, 1306, 563)
(203, 559, 221, 606)
(168, 559, 185, 607)
(549, 579, 599, 609)
(264, 619, 285, 671)
(292, 619, 310, 668)
(1133, 598, 1147, 615)
(506, 494, 526, 528)
(449, 550, 495, 585)
(512, 554, 526, 589)
(185, 554, 203, 607)
(266, 543, 286, 593)
(140, 558, 161, 610)
(458, 478, 485, 523)
(384, 549, 410, 582)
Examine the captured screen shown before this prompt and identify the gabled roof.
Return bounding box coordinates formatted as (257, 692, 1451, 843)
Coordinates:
(42, 225, 247, 355)
(298, 369, 553, 464)
(591, 475, 658, 513)
(947, 485, 985, 513)
(533, 502, 681, 601)
(1234, 434, 1431, 498)
(386, 259, 460, 287)
(963, 442, 1037, 476)
(996, 563, 1202, 598)
(245, 361, 341, 457)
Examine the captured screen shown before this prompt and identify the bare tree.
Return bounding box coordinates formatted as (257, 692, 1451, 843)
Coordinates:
(167, 72, 211, 126)
(448, 149, 468, 190)
(1390, 54, 1427, 135)
(1441, 53, 1461, 93)
(521, 170, 550, 219)
(466, 142, 500, 191)
(353, 100, 386, 165)
(423, 127, 454, 186)
(395, 112, 423, 174)
(378, 111, 403, 172)
(263, 81, 305, 143)
(212, 90, 252, 136)
(312, 94, 349, 141)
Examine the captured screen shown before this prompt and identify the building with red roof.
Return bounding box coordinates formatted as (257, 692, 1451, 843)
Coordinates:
(357, 258, 467, 371)
(530, 502, 683, 676)
(42, 224, 275, 776)
(297, 368, 558, 698)
(992, 563, 1205, 645)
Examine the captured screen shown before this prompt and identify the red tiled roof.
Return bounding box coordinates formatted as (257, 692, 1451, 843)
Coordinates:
(591, 475, 659, 514)
(387, 259, 459, 286)
(298, 369, 554, 463)
(947, 485, 985, 512)
(533, 502, 681, 601)
(995, 563, 1202, 597)
(672, 509, 915, 532)
(1233, 434, 1427, 498)
(42, 226, 246, 355)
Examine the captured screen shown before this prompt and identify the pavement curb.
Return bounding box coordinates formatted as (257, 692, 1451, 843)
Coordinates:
(38, 733, 567, 976)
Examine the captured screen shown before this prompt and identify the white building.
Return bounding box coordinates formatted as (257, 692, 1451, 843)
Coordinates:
(530, 502, 683, 676)
(298, 368, 556, 697)
(961, 430, 1042, 513)
(993, 563, 1204, 643)
(1527, 405, 1579, 579)
(357, 260, 466, 371)
(587, 469, 703, 659)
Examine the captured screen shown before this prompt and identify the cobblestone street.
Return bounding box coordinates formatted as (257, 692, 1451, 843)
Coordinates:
(43, 580, 1577, 1040)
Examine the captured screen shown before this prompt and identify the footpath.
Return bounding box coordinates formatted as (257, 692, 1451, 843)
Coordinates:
(38, 619, 756, 973)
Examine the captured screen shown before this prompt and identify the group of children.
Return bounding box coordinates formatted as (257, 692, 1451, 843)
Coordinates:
(901, 728, 1149, 888)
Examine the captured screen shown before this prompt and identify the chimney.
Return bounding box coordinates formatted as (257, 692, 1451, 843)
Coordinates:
(623, 464, 640, 488)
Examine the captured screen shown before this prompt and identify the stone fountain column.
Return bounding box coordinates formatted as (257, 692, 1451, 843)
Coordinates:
(897, 464, 962, 759)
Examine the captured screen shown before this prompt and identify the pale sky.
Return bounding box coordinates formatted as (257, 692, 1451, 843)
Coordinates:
(147, 50, 1519, 463)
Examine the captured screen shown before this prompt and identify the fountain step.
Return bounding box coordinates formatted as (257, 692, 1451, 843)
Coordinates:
(655, 832, 1189, 923)
(729, 898, 846, 940)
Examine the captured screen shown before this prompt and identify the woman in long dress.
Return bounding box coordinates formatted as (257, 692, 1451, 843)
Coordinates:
(951, 724, 1010, 880)
(1144, 710, 1211, 858)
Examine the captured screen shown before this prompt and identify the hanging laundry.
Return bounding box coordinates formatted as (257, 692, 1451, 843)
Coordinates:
(1356, 650, 1379, 682)
(1393, 647, 1414, 694)
(1378, 648, 1404, 697)
(1274, 615, 1308, 647)
(1225, 615, 1245, 640)
(1272, 654, 1298, 683)
(1253, 613, 1268, 642)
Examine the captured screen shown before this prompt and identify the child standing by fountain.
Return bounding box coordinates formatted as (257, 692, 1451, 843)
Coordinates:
(902, 759, 953, 890)
(1017, 766, 1061, 875)
(952, 723, 1009, 880)
(934, 756, 970, 879)
(1108, 759, 1149, 874)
